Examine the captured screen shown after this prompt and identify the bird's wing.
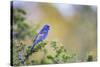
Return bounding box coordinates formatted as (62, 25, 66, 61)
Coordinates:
(35, 33, 44, 41)
(32, 33, 44, 48)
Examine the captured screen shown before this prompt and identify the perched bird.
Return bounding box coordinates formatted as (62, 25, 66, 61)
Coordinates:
(31, 24, 50, 51)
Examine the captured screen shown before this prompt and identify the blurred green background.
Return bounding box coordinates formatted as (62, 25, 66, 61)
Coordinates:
(12, 1, 97, 66)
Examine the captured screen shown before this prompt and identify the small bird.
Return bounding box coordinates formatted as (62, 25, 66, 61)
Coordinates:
(31, 24, 50, 51)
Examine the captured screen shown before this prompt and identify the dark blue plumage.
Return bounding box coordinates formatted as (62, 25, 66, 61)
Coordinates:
(31, 24, 50, 51)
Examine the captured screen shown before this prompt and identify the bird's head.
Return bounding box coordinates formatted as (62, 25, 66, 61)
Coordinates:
(44, 24, 50, 30)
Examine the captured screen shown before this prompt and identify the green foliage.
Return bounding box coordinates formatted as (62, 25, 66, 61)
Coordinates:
(41, 57, 54, 64)
(13, 40, 75, 66)
(87, 55, 93, 61)
(12, 40, 25, 66)
(50, 41, 72, 63)
(51, 41, 58, 50)
(13, 8, 37, 39)
(12, 8, 39, 66)
(47, 55, 54, 59)
(34, 42, 47, 51)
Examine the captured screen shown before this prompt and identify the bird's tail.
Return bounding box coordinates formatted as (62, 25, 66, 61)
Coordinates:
(30, 43, 36, 52)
